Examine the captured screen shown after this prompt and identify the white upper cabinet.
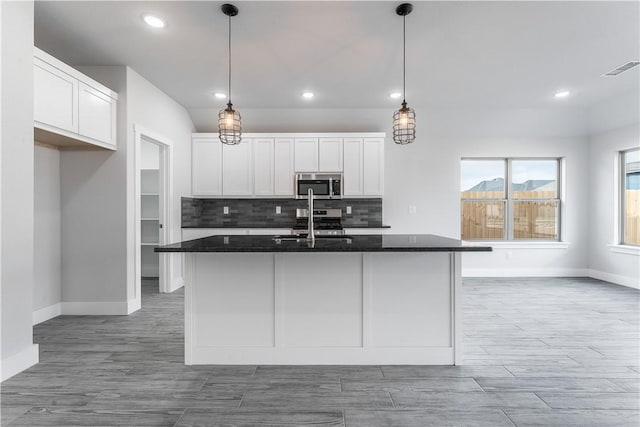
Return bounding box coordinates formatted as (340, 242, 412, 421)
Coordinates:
(318, 138, 343, 172)
(78, 82, 117, 146)
(191, 133, 384, 198)
(274, 138, 295, 196)
(33, 47, 118, 150)
(192, 136, 222, 196)
(253, 138, 275, 196)
(34, 56, 79, 134)
(223, 139, 253, 196)
(363, 138, 385, 196)
(343, 138, 363, 196)
(294, 138, 319, 172)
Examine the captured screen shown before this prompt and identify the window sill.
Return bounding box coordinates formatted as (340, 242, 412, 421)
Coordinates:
(463, 241, 569, 249)
(608, 244, 640, 256)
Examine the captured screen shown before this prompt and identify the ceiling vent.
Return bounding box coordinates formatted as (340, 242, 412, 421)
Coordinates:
(601, 61, 640, 77)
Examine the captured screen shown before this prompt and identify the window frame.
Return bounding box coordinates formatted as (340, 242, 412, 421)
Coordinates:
(461, 157, 562, 242)
(620, 148, 640, 247)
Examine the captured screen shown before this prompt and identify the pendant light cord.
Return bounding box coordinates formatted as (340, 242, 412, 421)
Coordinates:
(228, 14, 232, 104)
(402, 14, 406, 106)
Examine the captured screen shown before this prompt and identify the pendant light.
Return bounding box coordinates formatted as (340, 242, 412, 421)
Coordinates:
(392, 3, 416, 145)
(218, 4, 242, 145)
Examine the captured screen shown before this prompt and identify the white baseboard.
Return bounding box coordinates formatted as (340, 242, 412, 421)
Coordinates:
(589, 269, 640, 289)
(1, 344, 39, 382)
(462, 268, 589, 277)
(168, 277, 184, 293)
(60, 301, 129, 315)
(33, 303, 61, 325)
(127, 297, 141, 314)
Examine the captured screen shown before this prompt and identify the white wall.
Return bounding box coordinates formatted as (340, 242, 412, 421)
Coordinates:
(127, 68, 195, 295)
(588, 124, 640, 288)
(33, 144, 61, 317)
(141, 139, 160, 170)
(190, 106, 590, 275)
(1, 0, 39, 381)
(59, 65, 194, 312)
(60, 66, 129, 314)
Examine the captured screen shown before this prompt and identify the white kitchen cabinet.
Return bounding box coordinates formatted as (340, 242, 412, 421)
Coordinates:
(318, 138, 343, 172)
(192, 137, 222, 196)
(253, 138, 275, 196)
(363, 138, 385, 196)
(343, 138, 363, 196)
(274, 138, 295, 196)
(294, 138, 319, 172)
(33, 47, 118, 150)
(34, 56, 79, 134)
(78, 82, 117, 146)
(191, 133, 384, 198)
(223, 139, 253, 196)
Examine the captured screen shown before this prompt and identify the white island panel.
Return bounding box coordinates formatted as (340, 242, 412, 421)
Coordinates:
(277, 253, 363, 348)
(369, 253, 452, 347)
(192, 253, 275, 348)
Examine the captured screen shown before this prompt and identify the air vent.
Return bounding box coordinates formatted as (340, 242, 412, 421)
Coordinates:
(602, 61, 640, 77)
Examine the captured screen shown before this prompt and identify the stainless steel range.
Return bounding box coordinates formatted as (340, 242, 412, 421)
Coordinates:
(292, 208, 344, 236)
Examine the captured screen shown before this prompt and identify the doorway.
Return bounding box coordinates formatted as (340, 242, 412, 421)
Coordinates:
(134, 126, 173, 301)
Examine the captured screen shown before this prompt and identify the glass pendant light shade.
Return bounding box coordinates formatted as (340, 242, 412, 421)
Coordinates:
(218, 102, 242, 145)
(393, 101, 416, 145)
(218, 4, 242, 145)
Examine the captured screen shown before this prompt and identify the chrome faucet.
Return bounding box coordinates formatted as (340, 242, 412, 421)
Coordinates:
(307, 188, 315, 244)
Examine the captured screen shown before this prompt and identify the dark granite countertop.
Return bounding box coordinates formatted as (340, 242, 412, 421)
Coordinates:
(155, 234, 492, 253)
(181, 224, 391, 229)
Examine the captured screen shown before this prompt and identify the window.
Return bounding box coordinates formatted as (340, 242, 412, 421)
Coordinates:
(621, 148, 640, 246)
(461, 158, 560, 241)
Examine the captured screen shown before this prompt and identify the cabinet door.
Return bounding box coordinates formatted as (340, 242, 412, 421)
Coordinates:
(78, 82, 116, 147)
(192, 137, 222, 196)
(319, 138, 343, 171)
(223, 139, 253, 196)
(253, 138, 274, 196)
(34, 58, 79, 133)
(274, 138, 295, 196)
(363, 138, 385, 196)
(294, 138, 318, 172)
(343, 138, 363, 196)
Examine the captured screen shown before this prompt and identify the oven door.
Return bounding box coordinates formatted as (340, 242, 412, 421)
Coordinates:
(296, 179, 331, 199)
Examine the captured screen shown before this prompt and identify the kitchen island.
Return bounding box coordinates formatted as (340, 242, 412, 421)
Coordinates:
(156, 234, 491, 365)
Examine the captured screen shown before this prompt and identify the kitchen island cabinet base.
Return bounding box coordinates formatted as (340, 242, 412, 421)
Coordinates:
(183, 252, 461, 365)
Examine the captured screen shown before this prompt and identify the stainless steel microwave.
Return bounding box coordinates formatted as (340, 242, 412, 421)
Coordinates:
(295, 173, 343, 199)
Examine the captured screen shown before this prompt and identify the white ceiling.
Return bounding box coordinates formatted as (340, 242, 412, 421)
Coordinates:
(34, 1, 639, 111)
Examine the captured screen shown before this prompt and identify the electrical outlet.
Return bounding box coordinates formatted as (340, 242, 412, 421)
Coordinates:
(223, 236, 229, 245)
(276, 206, 281, 214)
(408, 205, 417, 214)
(506, 250, 513, 260)
(346, 206, 352, 215)
(223, 206, 229, 215)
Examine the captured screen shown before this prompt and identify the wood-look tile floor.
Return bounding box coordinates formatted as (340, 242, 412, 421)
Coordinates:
(1, 277, 638, 426)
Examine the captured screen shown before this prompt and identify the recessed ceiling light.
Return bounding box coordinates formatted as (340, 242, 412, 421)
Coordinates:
(214, 92, 227, 99)
(554, 90, 570, 99)
(301, 91, 314, 99)
(389, 92, 402, 99)
(142, 14, 166, 29)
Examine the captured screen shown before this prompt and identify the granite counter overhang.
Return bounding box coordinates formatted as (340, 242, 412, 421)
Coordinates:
(180, 224, 392, 229)
(155, 234, 493, 253)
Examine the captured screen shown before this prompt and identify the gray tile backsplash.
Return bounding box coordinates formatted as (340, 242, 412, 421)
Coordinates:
(182, 197, 383, 228)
